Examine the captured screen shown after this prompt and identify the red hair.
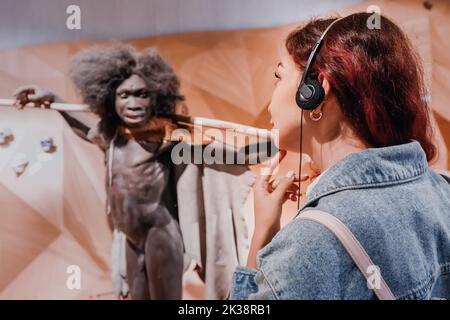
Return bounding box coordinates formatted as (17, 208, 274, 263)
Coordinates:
(286, 13, 436, 161)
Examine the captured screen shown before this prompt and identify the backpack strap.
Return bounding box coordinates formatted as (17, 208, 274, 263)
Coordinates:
(298, 210, 395, 300)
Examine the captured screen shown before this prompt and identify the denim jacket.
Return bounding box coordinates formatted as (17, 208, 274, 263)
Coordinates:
(230, 140, 450, 300)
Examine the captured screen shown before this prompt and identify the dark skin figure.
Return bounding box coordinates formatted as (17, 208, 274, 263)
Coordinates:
(14, 75, 184, 299)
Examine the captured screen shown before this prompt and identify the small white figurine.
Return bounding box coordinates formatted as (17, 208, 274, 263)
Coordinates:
(11, 153, 28, 176)
(0, 128, 13, 146)
(40, 136, 55, 153)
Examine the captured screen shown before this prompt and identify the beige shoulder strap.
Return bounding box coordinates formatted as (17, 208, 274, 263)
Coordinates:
(298, 210, 395, 300)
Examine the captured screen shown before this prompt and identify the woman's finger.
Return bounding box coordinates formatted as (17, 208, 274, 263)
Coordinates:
(271, 171, 308, 189)
(258, 149, 287, 189)
(255, 171, 272, 193)
(272, 174, 296, 200)
(298, 174, 309, 182)
(307, 161, 322, 178)
(285, 186, 300, 195)
(271, 178, 299, 193)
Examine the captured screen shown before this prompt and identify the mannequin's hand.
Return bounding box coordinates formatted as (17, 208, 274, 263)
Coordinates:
(13, 85, 57, 109)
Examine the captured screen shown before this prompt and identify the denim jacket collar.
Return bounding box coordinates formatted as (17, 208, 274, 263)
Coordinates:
(300, 140, 428, 210)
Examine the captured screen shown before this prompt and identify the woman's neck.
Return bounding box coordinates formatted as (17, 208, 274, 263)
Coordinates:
(311, 135, 369, 173)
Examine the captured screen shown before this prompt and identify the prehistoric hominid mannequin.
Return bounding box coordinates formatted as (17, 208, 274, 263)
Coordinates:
(14, 45, 186, 299)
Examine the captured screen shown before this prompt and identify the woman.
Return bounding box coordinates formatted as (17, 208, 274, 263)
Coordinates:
(230, 13, 450, 300)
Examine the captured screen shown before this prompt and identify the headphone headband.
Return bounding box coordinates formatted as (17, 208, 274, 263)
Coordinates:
(298, 16, 346, 86)
(296, 16, 347, 109)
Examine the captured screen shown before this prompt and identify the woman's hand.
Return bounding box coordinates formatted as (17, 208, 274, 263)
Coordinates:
(247, 150, 309, 268)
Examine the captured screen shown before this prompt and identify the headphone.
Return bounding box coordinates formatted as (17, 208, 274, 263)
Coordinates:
(295, 16, 348, 210)
(295, 16, 347, 110)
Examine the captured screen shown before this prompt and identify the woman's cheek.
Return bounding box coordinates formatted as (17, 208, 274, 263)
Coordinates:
(268, 91, 282, 121)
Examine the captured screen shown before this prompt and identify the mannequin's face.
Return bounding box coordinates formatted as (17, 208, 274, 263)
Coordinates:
(115, 74, 152, 127)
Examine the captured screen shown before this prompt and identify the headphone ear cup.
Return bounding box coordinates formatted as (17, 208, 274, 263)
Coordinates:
(296, 79, 325, 110)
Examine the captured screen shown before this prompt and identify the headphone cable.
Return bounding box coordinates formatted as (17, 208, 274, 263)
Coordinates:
(297, 109, 304, 211)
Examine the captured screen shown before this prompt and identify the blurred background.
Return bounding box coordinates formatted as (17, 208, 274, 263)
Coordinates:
(0, 0, 361, 49)
(0, 0, 449, 299)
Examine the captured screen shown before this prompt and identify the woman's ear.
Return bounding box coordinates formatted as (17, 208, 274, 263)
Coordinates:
(318, 74, 331, 97)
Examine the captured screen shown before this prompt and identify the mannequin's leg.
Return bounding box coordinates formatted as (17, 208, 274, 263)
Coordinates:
(126, 241, 150, 299)
(145, 217, 184, 299)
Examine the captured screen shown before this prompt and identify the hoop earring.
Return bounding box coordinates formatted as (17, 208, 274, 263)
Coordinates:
(309, 109, 323, 121)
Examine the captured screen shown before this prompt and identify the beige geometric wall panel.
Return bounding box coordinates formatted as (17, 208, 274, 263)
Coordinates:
(1, 0, 449, 299)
